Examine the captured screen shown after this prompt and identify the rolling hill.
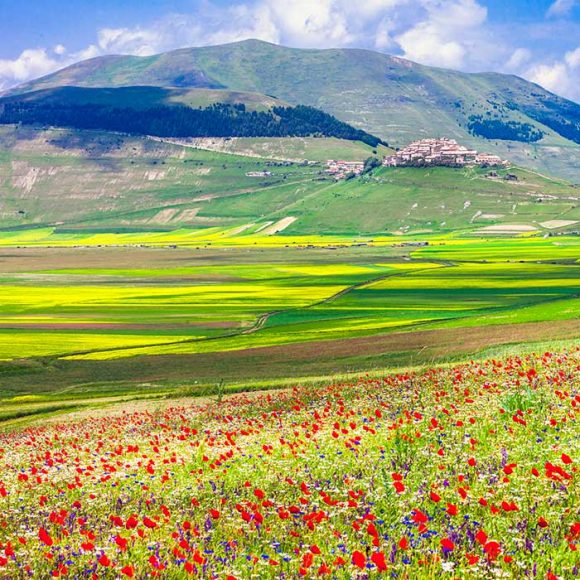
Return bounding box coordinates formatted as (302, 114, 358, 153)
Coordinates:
(0, 124, 577, 235)
(4, 39, 580, 180)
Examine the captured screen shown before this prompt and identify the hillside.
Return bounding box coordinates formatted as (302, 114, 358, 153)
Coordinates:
(0, 86, 384, 145)
(0, 86, 288, 111)
(0, 125, 577, 235)
(5, 39, 580, 180)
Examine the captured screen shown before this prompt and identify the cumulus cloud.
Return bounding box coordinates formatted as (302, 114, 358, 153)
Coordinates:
(565, 46, 580, 68)
(505, 48, 532, 71)
(0, 48, 62, 89)
(525, 47, 580, 102)
(97, 27, 163, 56)
(395, 0, 491, 68)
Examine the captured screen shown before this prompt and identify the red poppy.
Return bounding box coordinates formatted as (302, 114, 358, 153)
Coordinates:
(484, 541, 501, 560)
(38, 528, 53, 547)
(352, 551, 366, 569)
(446, 503, 458, 516)
(440, 538, 454, 552)
(371, 551, 387, 571)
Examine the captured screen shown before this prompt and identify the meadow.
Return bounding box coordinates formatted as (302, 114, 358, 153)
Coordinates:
(0, 348, 577, 578)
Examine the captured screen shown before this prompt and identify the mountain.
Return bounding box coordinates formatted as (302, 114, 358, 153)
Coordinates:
(4, 39, 580, 180)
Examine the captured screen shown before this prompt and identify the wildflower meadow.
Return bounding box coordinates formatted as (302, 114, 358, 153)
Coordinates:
(0, 349, 578, 578)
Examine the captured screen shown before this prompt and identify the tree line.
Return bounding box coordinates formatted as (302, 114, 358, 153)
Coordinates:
(467, 115, 543, 142)
(0, 101, 385, 147)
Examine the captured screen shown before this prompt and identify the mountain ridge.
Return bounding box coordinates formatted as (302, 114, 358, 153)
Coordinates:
(2, 39, 580, 180)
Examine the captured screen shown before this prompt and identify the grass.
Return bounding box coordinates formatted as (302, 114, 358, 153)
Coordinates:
(173, 136, 392, 161)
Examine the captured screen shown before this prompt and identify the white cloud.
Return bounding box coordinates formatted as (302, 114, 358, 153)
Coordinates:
(528, 61, 569, 90)
(526, 55, 580, 102)
(262, 0, 352, 48)
(546, 0, 577, 18)
(395, 0, 488, 68)
(397, 26, 466, 68)
(0, 48, 61, 89)
(565, 46, 580, 68)
(97, 27, 163, 56)
(505, 48, 532, 71)
(375, 17, 397, 50)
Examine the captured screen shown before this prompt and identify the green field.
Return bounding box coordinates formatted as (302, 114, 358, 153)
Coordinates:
(1, 124, 578, 235)
(1, 126, 579, 426)
(0, 234, 577, 425)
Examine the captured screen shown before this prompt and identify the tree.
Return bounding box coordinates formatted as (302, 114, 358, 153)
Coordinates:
(362, 156, 381, 174)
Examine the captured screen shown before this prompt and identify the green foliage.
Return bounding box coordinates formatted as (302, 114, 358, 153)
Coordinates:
(362, 156, 381, 174)
(467, 116, 543, 142)
(500, 387, 544, 414)
(0, 98, 383, 145)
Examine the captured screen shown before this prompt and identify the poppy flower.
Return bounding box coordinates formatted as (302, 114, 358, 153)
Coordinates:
(352, 551, 366, 569)
(371, 551, 387, 571)
(440, 538, 455, 552)
(38, 528, 53, 547)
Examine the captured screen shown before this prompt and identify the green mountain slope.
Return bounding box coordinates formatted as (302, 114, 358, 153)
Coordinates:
(5, 40, 580, 179)
(0, 125, 577, 236)
(0, 86, 288, 111)
(0, 86, 385, 146)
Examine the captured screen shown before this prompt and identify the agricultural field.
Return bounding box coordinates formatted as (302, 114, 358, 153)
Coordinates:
(0, 235, 577, 418)
(0, 349, 577, 578)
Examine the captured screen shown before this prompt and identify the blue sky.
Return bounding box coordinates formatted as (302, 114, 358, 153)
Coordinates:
(0, 0, 579, 101)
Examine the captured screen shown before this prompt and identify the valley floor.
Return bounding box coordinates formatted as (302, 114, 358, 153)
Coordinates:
(0, 234, 577, 425)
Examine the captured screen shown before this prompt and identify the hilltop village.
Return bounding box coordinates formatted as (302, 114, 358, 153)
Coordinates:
(384, 138, 507, 167)
(326, 138, 508, 179)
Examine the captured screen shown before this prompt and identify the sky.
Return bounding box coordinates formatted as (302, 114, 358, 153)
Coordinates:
(0, 0, 579, 102)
